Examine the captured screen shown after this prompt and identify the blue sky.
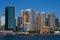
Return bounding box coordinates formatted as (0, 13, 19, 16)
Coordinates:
(0, 0, 60, 21)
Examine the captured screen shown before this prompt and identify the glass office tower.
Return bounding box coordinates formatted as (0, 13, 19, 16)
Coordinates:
(5, 6, 15, 30)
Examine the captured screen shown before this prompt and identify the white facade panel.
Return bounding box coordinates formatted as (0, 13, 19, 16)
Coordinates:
(1, 16, 5, 26)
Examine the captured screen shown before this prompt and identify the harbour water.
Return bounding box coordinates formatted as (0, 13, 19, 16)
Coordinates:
(0, 35, 60, 40)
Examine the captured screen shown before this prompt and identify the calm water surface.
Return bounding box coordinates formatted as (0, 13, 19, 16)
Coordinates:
(0, 35, 60, 40)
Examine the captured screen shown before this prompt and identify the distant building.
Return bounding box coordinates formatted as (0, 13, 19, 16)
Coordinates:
(36, 12, 41, 32)
(17, 17, 22, 26)
(45, 18, 48, 26)
(1, 13, 5, 26)
(59, 23, 60, 27)
(48, 13, 56, 28)
(55, 18, 59, 27)
(40, 12, 47, 34)
(21, 9, 35, 31)
(0, 14, 5, 30)
(5, 6, 15, 30)
(41, 12, 46, 28)
(16, 17, 22, 31)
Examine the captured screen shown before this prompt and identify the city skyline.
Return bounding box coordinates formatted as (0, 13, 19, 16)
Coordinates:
(0, 0, 60, 22)
(0, 6, 60, 35)
(0, 0, 60, 40)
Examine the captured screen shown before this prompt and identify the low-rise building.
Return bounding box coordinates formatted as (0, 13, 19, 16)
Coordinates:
(40, 26, 50, 34)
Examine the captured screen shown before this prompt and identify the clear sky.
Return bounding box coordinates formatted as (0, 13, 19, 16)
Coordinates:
(0, 0, 60, 21)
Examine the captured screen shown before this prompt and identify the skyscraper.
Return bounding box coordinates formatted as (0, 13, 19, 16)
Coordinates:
(48, 13, 55, 28)
(17, 17, 22, 26)
(36, 12, 41, 31)
(21, 9, 35, 31)
(22, 11, 28, 25)
(55, 18, 59, 27)
(1, 13, 5, 26)
(5, 6, 15, 30)
(41, 12, 46, 28)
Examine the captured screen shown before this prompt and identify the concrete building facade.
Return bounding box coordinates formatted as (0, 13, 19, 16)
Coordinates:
(21, 9, 35, 31)
(48, 13, 56, 28)
(41, 12, 46, 28)
(36, 12, 41, 31)
(1, 14, 5, 26)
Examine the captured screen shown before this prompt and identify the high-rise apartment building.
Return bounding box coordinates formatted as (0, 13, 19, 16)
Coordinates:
(41, 12, 46, 28)
(36, 12, 41, 31)
(5, 6, 15, 30)
(40, 12, 46, 34)
(48, 13, 55, 28)
(1, 13, 5, 26)
(0, 13, 5, 30)
(22, 11, 28, 24)
(55, 18, 59, 27)
(21, 9, 35, 31)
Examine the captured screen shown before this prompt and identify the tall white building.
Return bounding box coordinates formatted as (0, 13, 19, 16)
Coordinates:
(48, 13, 56, 28)
(21, 9, 35, 31)
(1, 14, 5, 26)
(41, 12, 46, 28)
(36, 12, 41, 31)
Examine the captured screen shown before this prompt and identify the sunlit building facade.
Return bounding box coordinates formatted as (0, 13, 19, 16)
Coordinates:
(36, 12, 41, 31)
(48, 13, 55, 28)
(22, 11, 28, 25)
(41, 12, 46, 28)
(21, 9, 35, 31)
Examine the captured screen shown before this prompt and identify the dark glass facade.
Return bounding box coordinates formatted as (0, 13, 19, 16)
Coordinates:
(5, 6, 15, 30)
(55, 18, 59, 27)
(17, 17, 22, 26)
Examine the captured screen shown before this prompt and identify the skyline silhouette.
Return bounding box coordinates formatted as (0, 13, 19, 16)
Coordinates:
(0, 0, 60, 21)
